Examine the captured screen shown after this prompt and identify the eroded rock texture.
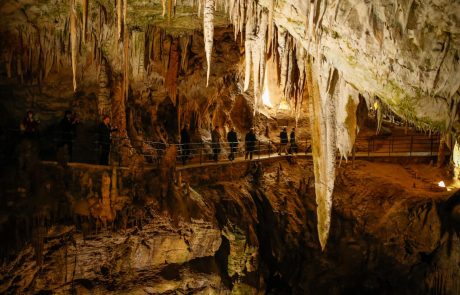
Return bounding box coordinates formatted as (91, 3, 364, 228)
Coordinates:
(0, 0, 459, 287)
(1, 159, 459, 294)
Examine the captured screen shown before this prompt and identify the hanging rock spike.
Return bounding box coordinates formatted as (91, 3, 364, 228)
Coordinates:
(70, 0, 77, 92)
(203, 0, 215, 87)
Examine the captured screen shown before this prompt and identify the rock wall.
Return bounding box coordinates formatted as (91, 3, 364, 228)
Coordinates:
(1, 159, 460, 294)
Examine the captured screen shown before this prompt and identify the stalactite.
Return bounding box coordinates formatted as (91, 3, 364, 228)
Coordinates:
(82, 0, 88, 42)
(376, 100, 383, 135)
(162, 0, 167, 17)
(168, 0, 173, 20)
(124, 30, 129, 100)
(98, 58, 111, 116)
(203, 0, 215, 87)
(284, 37, 294, 101)
(295, 44, 307, 121)
(17, 30, 24, 83)
(307, 57, 337, 250)
(278, 28, 289, 94)
(197, 0, 202, 17)
(70, 0, 78, 92)
(307, 1, 316, 49)
(267, 0, 274, 50)
(336, 78, 359, 160)
(4, 49, 13, 79)
(131, 31, 145, 80)
(256, 8, 268, 101)
(165, 38, 180, 105)
(123, 0, 128, 100)
(180, 35, 190, 73)
(243, 0, 255, 92)
(117, 0, 122, 41)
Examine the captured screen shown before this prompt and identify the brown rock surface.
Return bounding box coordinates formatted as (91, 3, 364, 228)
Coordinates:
(1, 159, 459, 294)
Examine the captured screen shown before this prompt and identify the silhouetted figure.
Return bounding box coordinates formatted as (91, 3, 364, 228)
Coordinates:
(59, 110, 79, 160)
(211, 126, 221, 162)
(245, 128, 257, 160)
(278, 127, 288, 155)
(227, 127, 238, 161)
(180, 124, 191, 165)
(289, 127, 298, 154)
(20, 111, 39, 139)
(97, 116, 117, 165)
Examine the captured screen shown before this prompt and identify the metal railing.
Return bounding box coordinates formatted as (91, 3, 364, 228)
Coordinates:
(113, 133, 442, 167)
(111, 137, 311, 167)
(354, 134, 441, 157)
(0, 129, 442, 168)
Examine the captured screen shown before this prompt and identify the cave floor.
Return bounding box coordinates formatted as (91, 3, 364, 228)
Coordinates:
(343, 160, 456, 198)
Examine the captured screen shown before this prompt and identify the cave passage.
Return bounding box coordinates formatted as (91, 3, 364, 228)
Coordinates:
(1, 0, 460, 294)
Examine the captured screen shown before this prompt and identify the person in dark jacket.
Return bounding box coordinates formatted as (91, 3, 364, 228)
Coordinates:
(20, 111, 40, 139)
(59, 110, 79, 160)
(227, 127, 238, 161)
(289, 127, 298, 154)
(98, 116, 117, 165)
(245, 128, 257, 160)
(180, 124, 191, 165)
(278, 127, 288, 155)
(211, 126, 221, 162)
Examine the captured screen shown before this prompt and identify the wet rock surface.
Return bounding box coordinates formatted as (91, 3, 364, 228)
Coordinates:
(0, 159, 459, 294)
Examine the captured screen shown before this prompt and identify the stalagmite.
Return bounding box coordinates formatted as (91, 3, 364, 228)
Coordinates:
(70, 0, 77, 92)
(203, 0, 215, 87)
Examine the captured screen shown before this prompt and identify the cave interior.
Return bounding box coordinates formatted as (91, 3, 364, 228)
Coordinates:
(1, 0, 460, 294)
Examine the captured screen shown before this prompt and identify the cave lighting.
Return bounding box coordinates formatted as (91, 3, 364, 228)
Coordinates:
(453, 140, 460, 167)
(278, 98, 290, 111)
(262, 87, 273, 108)
(438, 181, 446, 188)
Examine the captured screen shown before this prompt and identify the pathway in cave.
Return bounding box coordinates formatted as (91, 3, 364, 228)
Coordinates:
(40, 133, 442, 170)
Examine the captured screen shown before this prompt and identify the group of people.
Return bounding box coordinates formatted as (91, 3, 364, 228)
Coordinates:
(179, 125, 298, 164)
(19, 110, 117, 165)
(19, 109, 300, 166)
(278, 127, 298, 155)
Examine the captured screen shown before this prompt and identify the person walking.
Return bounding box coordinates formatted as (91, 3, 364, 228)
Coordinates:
(289, 127, 298, 154)
(211, 126, 221, 162)
(227, 127, 238, 161)
(245, 128, 257, 160)
(278, 127, 288, 155)
(59, 110, 79, 160)
(180, 124, 191, 165)
(97, 116, 118, 165)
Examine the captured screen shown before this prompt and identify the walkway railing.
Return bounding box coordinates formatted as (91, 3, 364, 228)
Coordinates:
(112, 133, 442, 167)
(1, 129, 442, 168)
(354, 134, 441, 157)
(112, 138, 311, 166)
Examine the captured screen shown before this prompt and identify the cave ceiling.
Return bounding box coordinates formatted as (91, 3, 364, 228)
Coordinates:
(1, 0, 460, 250)
(1, 0, 459, 129)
